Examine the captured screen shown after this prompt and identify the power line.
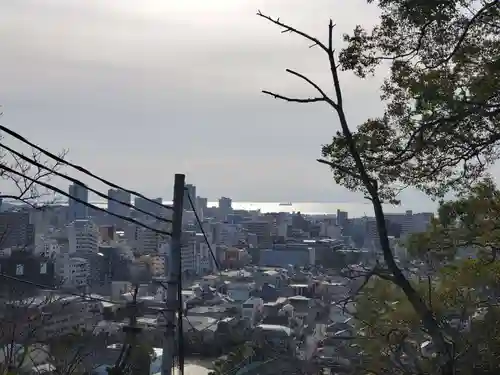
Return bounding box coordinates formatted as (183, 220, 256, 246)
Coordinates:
(0, 163, 172, 237)
(0, 141, 172, 224)
(185, 190, 220, 271)
(0, 272, 126, 306)
(0, 125, 172, 211)
(1, 275, 145, 374)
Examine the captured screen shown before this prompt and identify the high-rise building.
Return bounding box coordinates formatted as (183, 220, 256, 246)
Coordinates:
(336, 209, 348, 228)
(218, 197, 232, 220)
(68, 219, 99, 254)
(68, 183, 89, 222)
(107, 189, 131, 219)
(61, 256, 90, 289)
(183, 184, 197, 211)
(134, 197, 164, 219)
(195, 197, 207, 222)
(0, 212, 35, 251)
(242, 220, 272, 248)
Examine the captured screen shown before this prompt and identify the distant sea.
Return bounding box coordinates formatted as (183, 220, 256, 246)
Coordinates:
(34, 200, 436, 219)
(171, 201, 436, 218)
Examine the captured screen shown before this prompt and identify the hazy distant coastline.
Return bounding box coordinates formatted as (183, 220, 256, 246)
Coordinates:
(104, 200, 436, 218)
(3, 200, 436, 218)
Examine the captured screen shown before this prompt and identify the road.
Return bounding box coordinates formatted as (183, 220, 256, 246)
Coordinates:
(154, 358, 212, 375)
(172, 363, 211, 375)
(304, 323, 326, 360)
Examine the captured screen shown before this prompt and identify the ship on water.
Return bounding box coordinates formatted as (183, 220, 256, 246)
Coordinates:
(279, 202, 293, 206)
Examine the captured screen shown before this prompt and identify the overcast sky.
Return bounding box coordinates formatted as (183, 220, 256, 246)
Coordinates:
(0, 0, 438, 210)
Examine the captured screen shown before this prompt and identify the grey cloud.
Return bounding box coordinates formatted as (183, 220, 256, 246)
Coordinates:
(0, 0, 436, 211)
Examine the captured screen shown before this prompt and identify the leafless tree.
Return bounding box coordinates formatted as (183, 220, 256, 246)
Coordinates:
(257, 10, 455, 375)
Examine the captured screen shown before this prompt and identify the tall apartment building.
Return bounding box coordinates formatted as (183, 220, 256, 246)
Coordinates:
(34, 237, 61, 258)
(134, 197, 164, 219)
(2, 294, 102, 342)
(107, 189, 131, 225)
(242, 220, 273, 248)
(181, 231, 197, 274)
(61, 256, 90, 290)
(194, 233, 217, 275)
(214, 222, 245, 246)
(183, 184, 197, 211)
(130, 220, 168, 255)
(196, 196, 208, 213)
(386, 210, 434, 239)
(0, 252, 56, 297)
(218, 197, 232, 220)
(336, 209, 348, 228)
(68, 183, 89, 222)
(0, 211, 35, 251)
(68, 219, 99, 254)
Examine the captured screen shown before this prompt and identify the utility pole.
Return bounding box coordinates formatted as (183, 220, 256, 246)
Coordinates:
(162, 173, 185, 375)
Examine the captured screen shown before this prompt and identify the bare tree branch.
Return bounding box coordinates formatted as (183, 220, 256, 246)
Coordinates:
(261, 91, 325, 104)
(258, 9, 456, 374)
(256, 11, 329, 53)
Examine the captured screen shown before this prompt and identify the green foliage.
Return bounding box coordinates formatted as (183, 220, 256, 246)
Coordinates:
(322, 0, 500, 201)
(356, 184, 500, 374)
(209, 343, 255, 375)
(408, 179, 500, 262)
(356, 260, 500, 375)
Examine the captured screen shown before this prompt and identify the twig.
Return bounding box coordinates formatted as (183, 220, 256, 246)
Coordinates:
(256, 11, 328, 53)
(261, 91, 324, 103)
(317, 158, 363, 180)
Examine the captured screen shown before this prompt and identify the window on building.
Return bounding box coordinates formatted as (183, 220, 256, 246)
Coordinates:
(16, 264, 24, 276)
(40, 262, 47, 274)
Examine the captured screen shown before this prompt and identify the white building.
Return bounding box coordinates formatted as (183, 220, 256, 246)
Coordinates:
(61, 256, 90, 289)
(181, 231, 197, 274)
(0, 247, 12, 258)
(242, 220, 273, 248)
(34, 237, 61, 258)
(194, 233, 216, 275)
(218, 197, 232, 220)
(130, 220, 169, 255)
(68, 219, 99, 254)
(242, 297, 264, 327)
(215, 223, 245, 246)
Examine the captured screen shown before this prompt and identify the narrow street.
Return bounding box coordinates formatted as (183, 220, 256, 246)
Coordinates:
(304, 323, 326, 360)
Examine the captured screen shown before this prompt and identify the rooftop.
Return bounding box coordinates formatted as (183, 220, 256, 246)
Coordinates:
(256, 324, 292, 336)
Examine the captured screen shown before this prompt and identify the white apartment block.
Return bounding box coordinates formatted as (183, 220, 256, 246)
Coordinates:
(139, 254, 165, 277)
(129, 220, 169, 254)
(31, 294, 101, 340)
(194, 236, 215, 275)
(215, 223, 245, 246)
(242, 220, 273, 247)
(181, 231, 196, 274)
(34, 237, 61, 258)
(68, 219, 99, 254)
(61, 256, 90, 289)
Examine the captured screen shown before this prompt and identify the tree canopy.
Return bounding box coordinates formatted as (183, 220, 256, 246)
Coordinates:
(259, 0, 499, 373)
(355, 260, 500, 375)
(355, 182, 500, 375)
(322, 0, 500, 202)
(409, 179, 500, 262)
